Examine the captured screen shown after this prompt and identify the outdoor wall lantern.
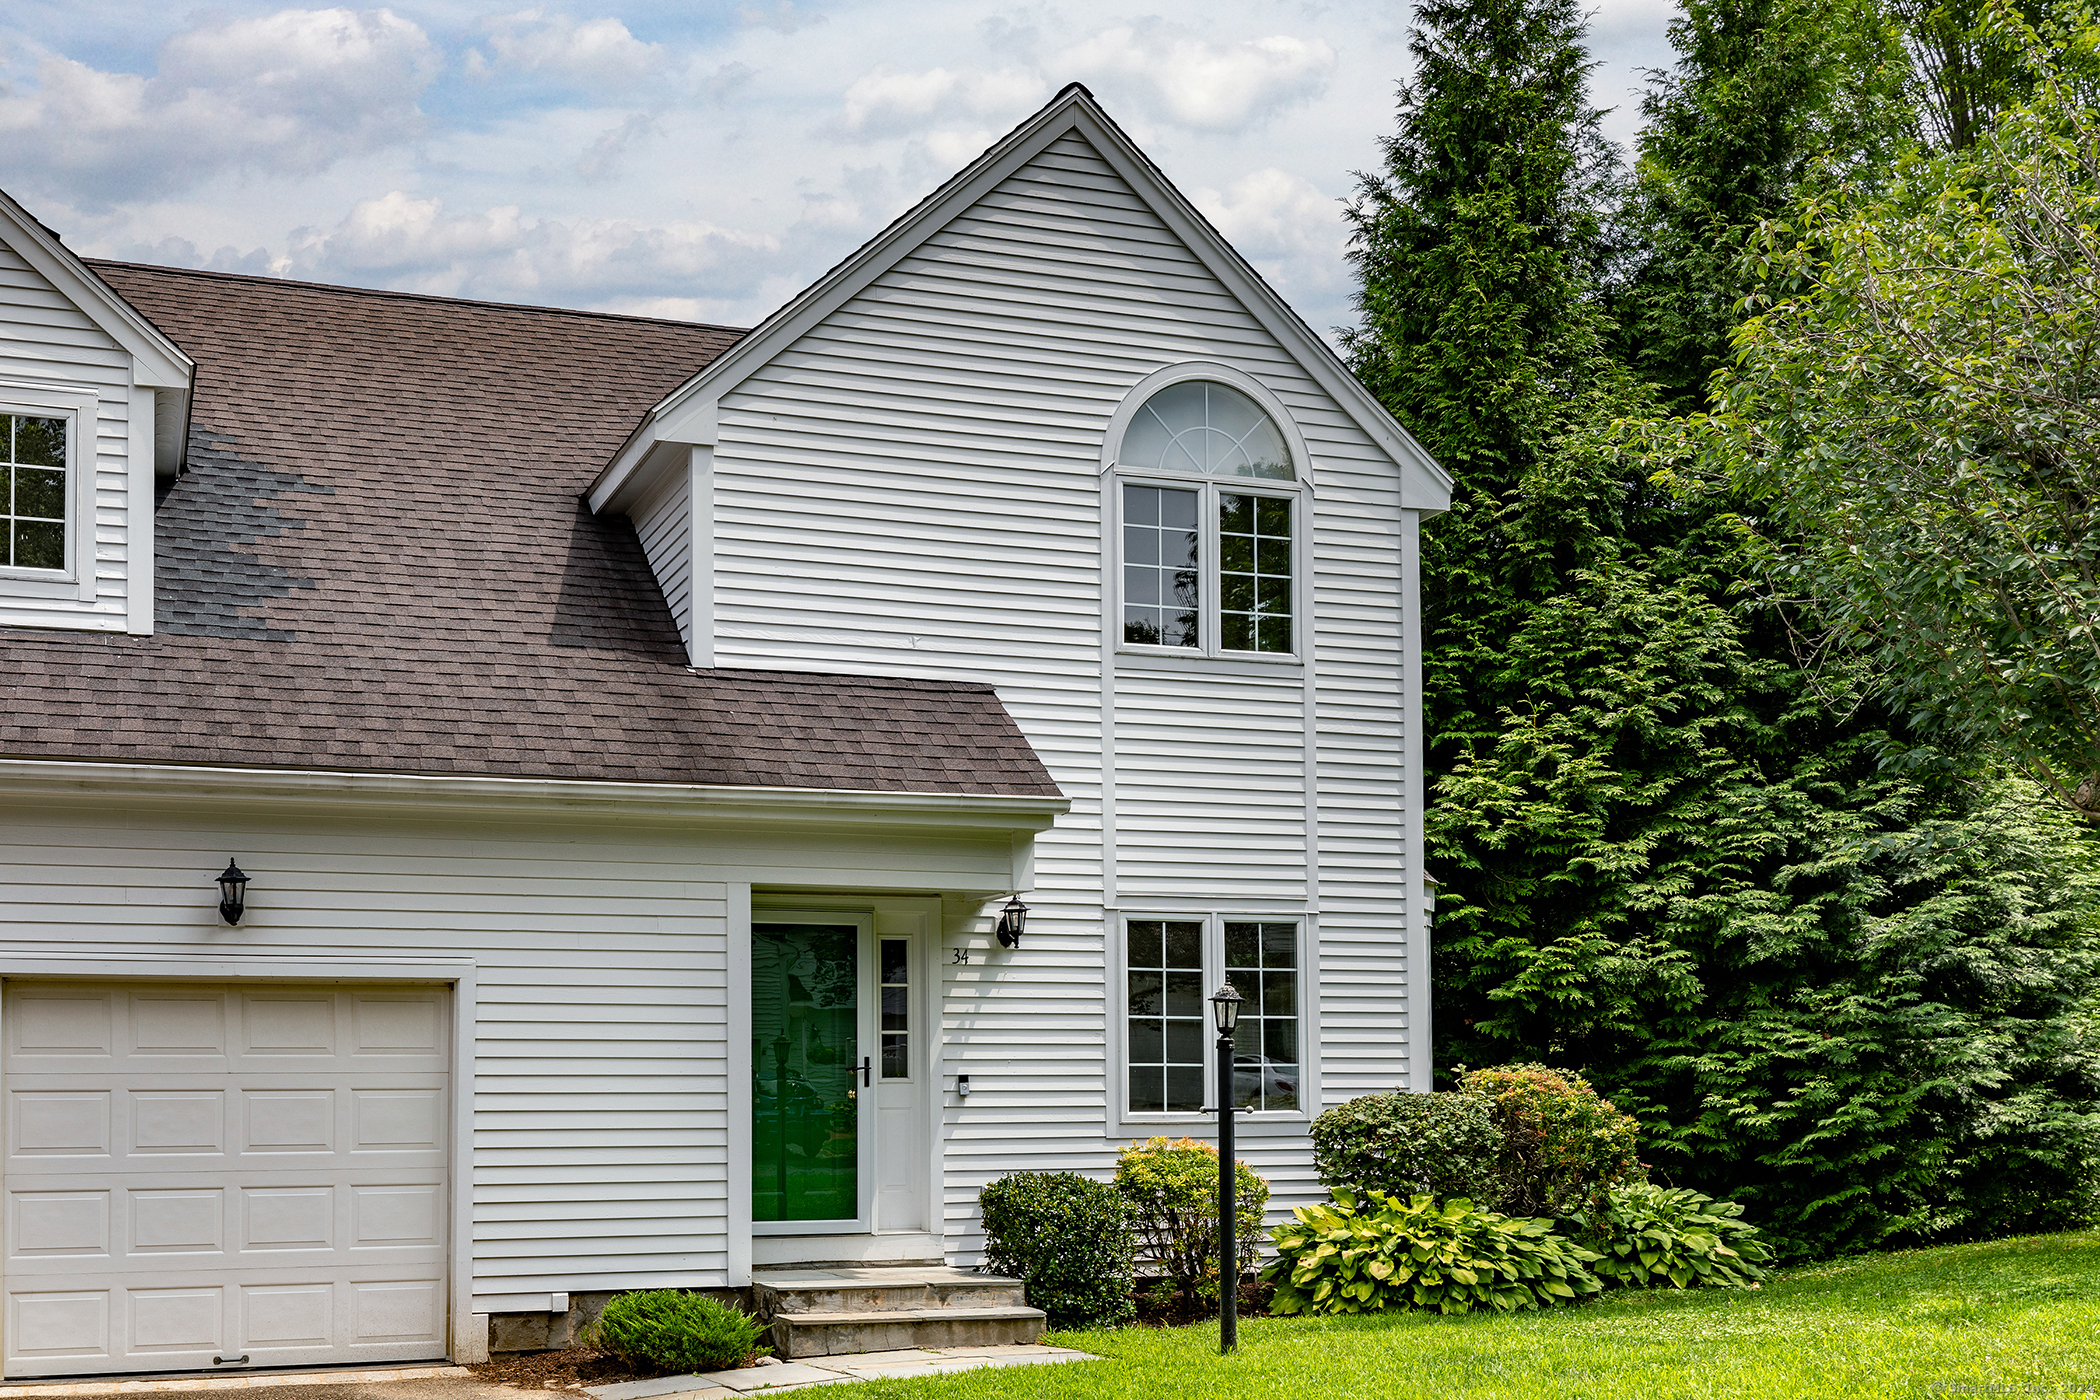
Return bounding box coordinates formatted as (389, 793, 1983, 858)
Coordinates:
(215, 860, 251, 925)
(1211, 982, 1244, 1355)
(994, 894, 1029, 949)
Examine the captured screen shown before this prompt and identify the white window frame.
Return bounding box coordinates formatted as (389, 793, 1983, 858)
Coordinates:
(1110, 910, 1315, 1132)
(0, 379, 99, 601)
(1102, 363, 1312, 668)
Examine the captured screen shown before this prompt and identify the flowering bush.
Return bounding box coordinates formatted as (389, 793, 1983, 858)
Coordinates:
(1115, 1136, 1269, 1307)
(1461, 1063, 1642, 1215)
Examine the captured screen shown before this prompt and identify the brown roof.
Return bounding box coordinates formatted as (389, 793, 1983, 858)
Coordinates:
(0, 264, 1060, 798)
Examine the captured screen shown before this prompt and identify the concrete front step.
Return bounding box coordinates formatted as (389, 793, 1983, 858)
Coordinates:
(767, 1306, 1046, 1360)
(750, 1267, 1045, 1359)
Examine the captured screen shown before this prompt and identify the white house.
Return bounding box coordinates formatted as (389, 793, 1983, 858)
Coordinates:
(0, 85, 1449, 1377)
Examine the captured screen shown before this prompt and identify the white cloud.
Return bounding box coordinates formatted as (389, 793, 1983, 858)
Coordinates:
(1061, 22, 1336, 132)
(281, 190, 782, 303)
(838, 65, 1045, 138)
(464, 10, 666, 87)
(1195, 168, 1345, 266)
(0, 8, 435, 207)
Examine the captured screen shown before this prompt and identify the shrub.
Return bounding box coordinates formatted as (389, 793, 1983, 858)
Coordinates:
(979, 1171, 1136, 1327)
(1311, 1091, 1505, 1207)
(1461, 1063, 1642, 1215)
(1571, 1182, 1774, 1290)
(1115, 1136, 1269, 1307)
(1264, 1190, 1602, 1316)
(584, 1290, 769, 1373)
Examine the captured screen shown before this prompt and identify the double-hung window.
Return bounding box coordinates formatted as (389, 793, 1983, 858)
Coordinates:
(1124, 914, 1302, 1116)
(1, 412, 68, 574)
(1114, 378, 1301, 659)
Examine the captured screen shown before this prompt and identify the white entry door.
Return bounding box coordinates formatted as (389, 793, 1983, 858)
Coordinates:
(2, 981, 452, 1378)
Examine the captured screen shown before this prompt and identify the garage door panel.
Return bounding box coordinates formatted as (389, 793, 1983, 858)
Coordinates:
(4, 983, 450, 1378)
(11, 1091, 110, 1158)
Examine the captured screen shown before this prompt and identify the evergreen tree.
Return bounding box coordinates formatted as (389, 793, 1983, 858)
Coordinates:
(1350, 0, 2100, 1255)
(1612, 0, 1911, 409)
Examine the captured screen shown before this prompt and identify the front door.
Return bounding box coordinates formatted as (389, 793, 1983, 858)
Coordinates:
(751, 922, 870, 1229)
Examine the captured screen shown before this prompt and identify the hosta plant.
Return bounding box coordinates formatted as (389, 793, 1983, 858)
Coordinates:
(1572, 1182, 1773, 1289)
(1264, 1190, 1601, 1316)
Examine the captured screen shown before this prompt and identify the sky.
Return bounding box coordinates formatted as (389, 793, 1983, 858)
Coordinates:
(0, 1, 1679, 340)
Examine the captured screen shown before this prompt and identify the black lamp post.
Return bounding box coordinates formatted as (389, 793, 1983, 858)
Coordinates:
(215, 860, 250, 926)
(1211, 982, 1243, 1355)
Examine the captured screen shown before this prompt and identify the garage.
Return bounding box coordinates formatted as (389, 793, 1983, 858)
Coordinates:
(3, 982, 452, 1378)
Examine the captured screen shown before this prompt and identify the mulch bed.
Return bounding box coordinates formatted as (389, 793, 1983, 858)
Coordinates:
(1130, 1275, 1274, 1328)
(467, 1347, 669, 1393)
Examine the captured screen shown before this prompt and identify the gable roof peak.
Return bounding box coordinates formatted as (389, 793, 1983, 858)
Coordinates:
(587, 82, 1452, 515)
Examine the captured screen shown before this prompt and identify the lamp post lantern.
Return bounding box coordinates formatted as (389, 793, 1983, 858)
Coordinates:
(1210, 982, 1243, 1355)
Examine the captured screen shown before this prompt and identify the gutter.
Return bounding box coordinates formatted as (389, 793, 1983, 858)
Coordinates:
(0, 758, 1068, 834)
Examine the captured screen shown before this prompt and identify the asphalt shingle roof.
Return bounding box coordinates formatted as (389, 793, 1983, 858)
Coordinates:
(0, 262, 1061, 798)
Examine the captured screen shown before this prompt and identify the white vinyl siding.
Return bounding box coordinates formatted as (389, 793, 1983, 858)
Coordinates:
(702, 131, 1417, 1244)
(0, 796, 1017, 1313)
(632, 466, 692, 655)
(0, 238, 143, 633)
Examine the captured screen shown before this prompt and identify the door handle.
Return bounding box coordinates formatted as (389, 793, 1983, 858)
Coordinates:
(858, 1056, 872, 1088)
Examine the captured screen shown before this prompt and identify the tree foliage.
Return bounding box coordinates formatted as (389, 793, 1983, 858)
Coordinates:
(1351, 0, 2100, 1258)
(1705, 19, 2100, 815)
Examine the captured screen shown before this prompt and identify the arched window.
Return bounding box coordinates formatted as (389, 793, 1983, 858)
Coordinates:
(1112, 377, 1301, 658)
(1117, 381, 1293, 480)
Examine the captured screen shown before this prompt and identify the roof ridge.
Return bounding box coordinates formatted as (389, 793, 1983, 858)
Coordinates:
(83, 258, 752, 335)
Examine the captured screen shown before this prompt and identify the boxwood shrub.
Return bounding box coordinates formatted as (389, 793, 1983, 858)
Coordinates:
(979, 1170, 1136, 1327)
(1264, 1190, 1601, 1316)
(1311, 1091, 1505, 1207)
(583, 1289, 769, 1373)
(1571, 1182, 1774, 1289)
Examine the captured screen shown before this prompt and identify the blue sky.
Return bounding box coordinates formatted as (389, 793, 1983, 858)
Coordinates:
(0, 2, 1677, 337)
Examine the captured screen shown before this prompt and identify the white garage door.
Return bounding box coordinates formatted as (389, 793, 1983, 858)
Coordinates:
(2, 982, 452, 1378)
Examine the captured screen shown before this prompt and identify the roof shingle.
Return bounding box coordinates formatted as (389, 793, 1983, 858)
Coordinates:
(0, 263, 1061, 798)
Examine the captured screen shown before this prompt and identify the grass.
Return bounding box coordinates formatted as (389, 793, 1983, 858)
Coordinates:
(834, 1232, 2100, 1399)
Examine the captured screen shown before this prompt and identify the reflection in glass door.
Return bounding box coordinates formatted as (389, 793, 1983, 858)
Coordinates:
(752, 923, 861, 1223)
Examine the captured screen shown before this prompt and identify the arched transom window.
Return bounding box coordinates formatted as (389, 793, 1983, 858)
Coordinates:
(1117, 380, 1294, 480)
(1113, 378, 1301, 658)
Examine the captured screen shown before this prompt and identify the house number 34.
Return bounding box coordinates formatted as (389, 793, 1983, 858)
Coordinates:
(952, 947, 970, 965)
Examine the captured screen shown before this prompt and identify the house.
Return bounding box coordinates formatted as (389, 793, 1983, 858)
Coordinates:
(0, 85, 1450, 1376)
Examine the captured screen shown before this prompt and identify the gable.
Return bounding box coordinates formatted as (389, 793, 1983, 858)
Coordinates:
(588, 85, 1451, 519)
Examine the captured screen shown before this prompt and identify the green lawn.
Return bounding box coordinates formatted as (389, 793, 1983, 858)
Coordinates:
(844, 1232, 2100, 1398)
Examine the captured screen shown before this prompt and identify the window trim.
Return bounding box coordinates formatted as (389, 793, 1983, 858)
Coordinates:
(0, 380, 99, 600)
(1110, 910, 1315, 1131)
(1103, 365, 1312, 666)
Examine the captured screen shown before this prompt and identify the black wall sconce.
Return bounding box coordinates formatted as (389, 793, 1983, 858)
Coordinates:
(216, 860, 250, 925)
(994, 894, 1029, 949)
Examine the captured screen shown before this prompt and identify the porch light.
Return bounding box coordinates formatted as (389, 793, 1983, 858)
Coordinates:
(215, 860, 250, 925)
(1210, 982, 1242, 1034)
(994, 895, 1029, 949)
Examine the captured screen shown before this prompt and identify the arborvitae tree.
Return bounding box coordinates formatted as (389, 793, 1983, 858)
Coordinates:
(1352, 0, 2100, 1255)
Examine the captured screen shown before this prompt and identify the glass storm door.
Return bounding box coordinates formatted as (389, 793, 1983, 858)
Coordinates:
(752, 922, 866, 1225)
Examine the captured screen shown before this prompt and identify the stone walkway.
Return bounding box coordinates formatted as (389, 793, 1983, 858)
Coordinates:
(583, 1344, 1099, 1396)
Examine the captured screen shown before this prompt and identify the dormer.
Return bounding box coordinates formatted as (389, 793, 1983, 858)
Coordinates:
(0, 189, 193, 637)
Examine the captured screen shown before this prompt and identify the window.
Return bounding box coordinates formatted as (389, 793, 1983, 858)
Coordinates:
(879, 937, 909, 1079)
(1126, 919, 1207, 1112)
(1225, 922, 1300, 1112)
(2, 412, 67, 572)
(1124, 915, 1302, 1116)
(1114, 379, 1298, 658)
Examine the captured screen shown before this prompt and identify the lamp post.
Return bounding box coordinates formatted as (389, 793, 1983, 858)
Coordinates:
(1210, 982, 1243, 1355)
